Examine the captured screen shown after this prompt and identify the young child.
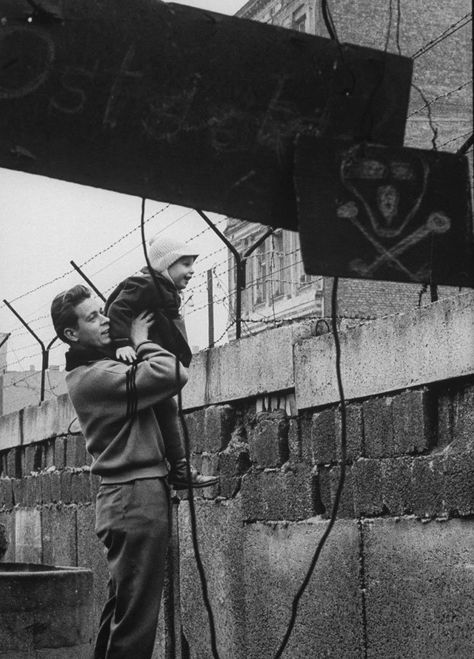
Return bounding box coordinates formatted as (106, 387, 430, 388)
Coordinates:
(105, 235, 218, 490)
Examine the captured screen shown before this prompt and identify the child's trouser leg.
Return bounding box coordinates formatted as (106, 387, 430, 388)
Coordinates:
(153, 397, 219, 490)
(153, 397, 186, 466)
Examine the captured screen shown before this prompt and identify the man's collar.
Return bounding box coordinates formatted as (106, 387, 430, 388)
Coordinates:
(65, 344, 114, 372)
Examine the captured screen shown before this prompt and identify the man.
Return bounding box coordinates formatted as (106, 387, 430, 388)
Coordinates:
(51, 284, 188, 659)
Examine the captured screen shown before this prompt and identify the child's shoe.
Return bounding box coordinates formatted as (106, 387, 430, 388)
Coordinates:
(168, 459, 219, 490)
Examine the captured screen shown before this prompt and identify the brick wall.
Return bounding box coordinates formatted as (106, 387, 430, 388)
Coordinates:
(1, 293, 474, 657)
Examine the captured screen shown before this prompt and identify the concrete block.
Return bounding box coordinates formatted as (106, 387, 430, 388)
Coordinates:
(54, 436, 66, 469)
(12, 479, 26, 507)
(66, 434, 87, 468)
(363, 517, 474, 658)
(443, 443, 474, 516)
(200, 453, 220, 500)
(353, 459, 384, 517)
(337, 403, 364, 461)
(0, 510, 15, 561)
(310, 408, 336, 464)
(22, 398, 59, 445)
(39, 472, 52, 504)
(0, 410, 21, 451)
(50, 469, 62, 503)
(90, 473, 100, 500)
(5, 448, 19, 478)
(41, 505, 78, 566)
(61, 470, 73, 503)
(380, 457, 413, 516)
(25, 475, 42, 507)
(218, 436, 251, 499)
(411, 454, 445, 517)
(178, 498, 247, 659)
(287, 417, 301, 463)
(240, 465, 313, 521)
(317, 465, 355, 518)
(248, 410, 289, 468)
(76, 504, 110, 638)
(363, 396, 394, 458)
(183, 408, 205, 453)
(244, 519, 363, 658)
(56, 393, 77, 434)
(204, 404, 235, 452)
(438, 382, 474, 448)
(44, 439, 55, 469)
(0, 477, 13, 509)
(22, 443, 39, 476)
(392, 388, 434, 454)
(295, 292, 474, 409)
(15, 508, 42, 563)
(71, 471, 92, 503)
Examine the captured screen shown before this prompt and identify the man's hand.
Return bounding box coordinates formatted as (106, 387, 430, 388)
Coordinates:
(130, 311, 154, 348)
(116, 346, 137, 364)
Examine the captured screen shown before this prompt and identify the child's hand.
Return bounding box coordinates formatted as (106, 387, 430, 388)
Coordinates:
(116, 346, 137, 363)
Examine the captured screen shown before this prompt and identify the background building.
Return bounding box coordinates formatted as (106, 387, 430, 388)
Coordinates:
(225, 0, 472, 336)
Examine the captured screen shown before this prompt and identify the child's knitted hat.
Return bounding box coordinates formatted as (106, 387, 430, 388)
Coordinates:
(148, 235, 198, 273)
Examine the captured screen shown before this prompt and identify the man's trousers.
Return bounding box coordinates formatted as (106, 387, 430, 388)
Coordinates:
(94, 477, 170, 659)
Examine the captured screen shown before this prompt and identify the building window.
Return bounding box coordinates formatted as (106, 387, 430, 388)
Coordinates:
(292, 6, 307, 32)
(254, 243, 267, 306)
(270, 231, 285, 297)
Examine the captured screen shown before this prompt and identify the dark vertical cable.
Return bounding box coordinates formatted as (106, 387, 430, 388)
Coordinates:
(139, 198, 220, 659)
(274, 277, 347, 658)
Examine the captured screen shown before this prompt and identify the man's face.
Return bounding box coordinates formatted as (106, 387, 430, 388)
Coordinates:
(66, 298, 111, 349)
(168, 256, 196, 290)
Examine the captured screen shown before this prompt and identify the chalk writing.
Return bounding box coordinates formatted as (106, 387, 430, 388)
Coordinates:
(0, 26, 54, 99)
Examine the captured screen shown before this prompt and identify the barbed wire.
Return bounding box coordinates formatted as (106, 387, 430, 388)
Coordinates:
(411, 12, 471, 60)
(408, 80, 472, 117)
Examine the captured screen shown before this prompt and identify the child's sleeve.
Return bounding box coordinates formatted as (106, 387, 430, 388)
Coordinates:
(107, 277, 155, 348)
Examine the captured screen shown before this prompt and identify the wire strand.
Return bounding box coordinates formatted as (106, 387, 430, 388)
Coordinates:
(274, 277, 347, 658)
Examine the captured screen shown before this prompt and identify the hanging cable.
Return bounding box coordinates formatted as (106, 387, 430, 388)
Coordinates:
(274, 277, 347, 658)
(139, 198, 220, 659)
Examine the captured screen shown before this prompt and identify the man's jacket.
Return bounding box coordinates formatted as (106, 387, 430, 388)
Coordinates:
(65, 342, 188, 483)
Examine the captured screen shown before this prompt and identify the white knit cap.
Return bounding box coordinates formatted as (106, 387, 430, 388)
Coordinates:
(148, 235, 198, 273)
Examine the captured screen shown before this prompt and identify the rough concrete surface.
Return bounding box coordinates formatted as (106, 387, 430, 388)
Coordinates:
(182, 324, 300, 409)
(243, 518, 363, 658)
(178, 498, 247, 659)
(363, 517, 474, 658)
(294, 292, 474, 409)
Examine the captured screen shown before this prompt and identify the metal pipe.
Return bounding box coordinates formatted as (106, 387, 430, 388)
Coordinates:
(70, 260, 106, 302)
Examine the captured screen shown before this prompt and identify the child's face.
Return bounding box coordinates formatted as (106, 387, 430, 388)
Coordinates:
(168, 256, 195, 290)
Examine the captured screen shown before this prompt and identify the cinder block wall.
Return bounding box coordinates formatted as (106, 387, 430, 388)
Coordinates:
(1, 293, 474, 658)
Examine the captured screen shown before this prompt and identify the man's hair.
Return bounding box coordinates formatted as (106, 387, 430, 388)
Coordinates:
(51, 285, 91, 344)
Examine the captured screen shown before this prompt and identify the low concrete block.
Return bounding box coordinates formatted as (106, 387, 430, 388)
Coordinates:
(22, 443, 40, 477)
(66, 435, 87, 468)
(317, 464, 355, 518)
(353, 459, 384, 517)
(12, 479, 26, 507)
(380, 457, 413, 516)
(393, 388, 434, 454)
(438, 382, 474, 448)
(183, 408, 205, 453)
(310, 408, 336, 464)
(54, 436, 67, 469)
(77, 504, 109, 637)
(5, 448, 19, 478)
(363, 517, 474, 658)
(240, 465, 313, 522)
(218, 436, 251, 499)
(204, 404, 235, 452)
(411, 454, 445, 517)
(0, 478, 13, 509)
(25, 475, 42, 507)
(200, 453, 219, 500)
(60, 471, 73, 504)
(443, 443, 474, 516)
(337, 403, 364, 461)
(0, 410, 21, 451)
(71, 471, 92, 503)
(287, 417, 301, 463)
(178, 498, 247, 659)
(248, 410, 289, 468)
(244, 519, 363, 658)
(0, 510, 15, 561)
(41, 505, 78, 566)
(363, 396, 394, 458)
(15, 508, 42, 563)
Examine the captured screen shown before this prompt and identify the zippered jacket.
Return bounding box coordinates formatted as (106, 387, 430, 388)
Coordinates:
(65, 342, 188, 484)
